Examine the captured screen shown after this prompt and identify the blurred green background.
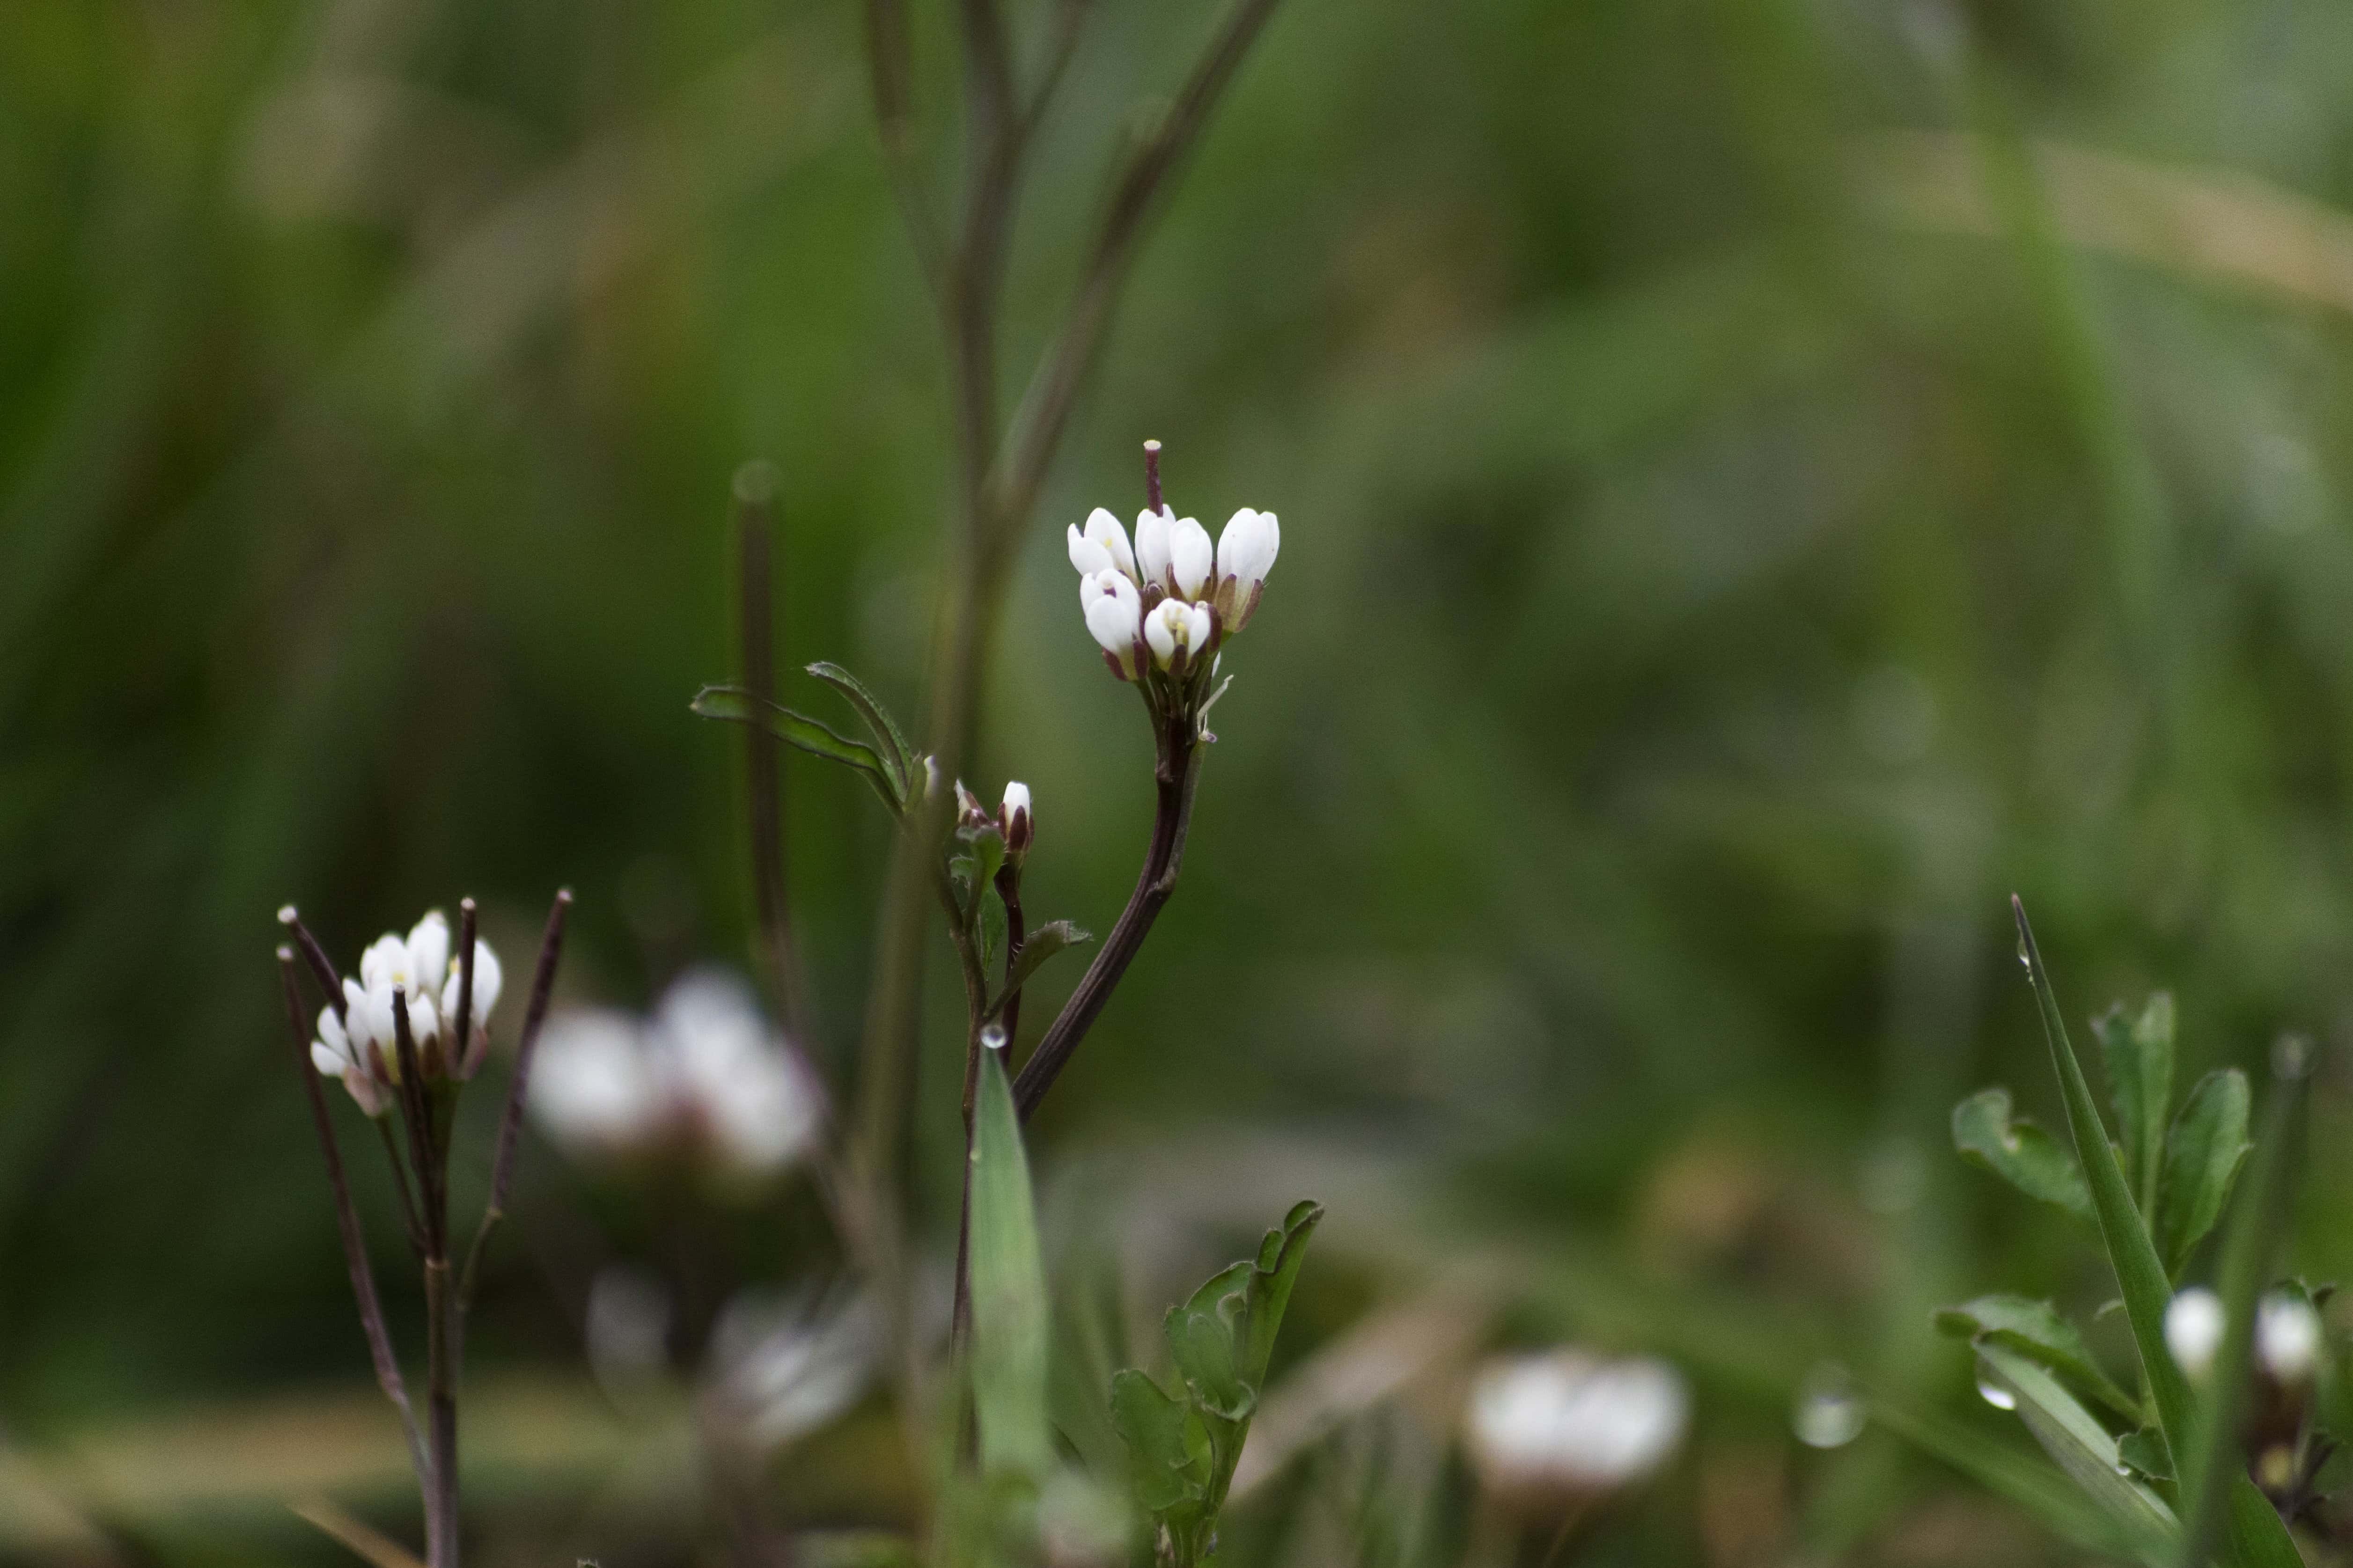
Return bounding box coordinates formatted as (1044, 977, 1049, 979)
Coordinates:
(11, 0, 2353, 1561)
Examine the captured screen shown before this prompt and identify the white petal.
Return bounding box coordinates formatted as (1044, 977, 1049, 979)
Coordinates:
(1082, 507, 1136, 580)
(1184, 601, 1213, 650)
(406, 990, 441, 1046)
(1169, 518, 1213, 600)
(312, 1040, 347, 1078)
(1082, 574, 1142, 655)
(1216, 509, 1256, 584)
(444, 939, 503, 1023)
(1066, 524, 1113, 577)
(317, 1005, 349, 1058)
(342, 980, 375, 1046)
(359, 934, 407, 991)
(407, 911, 450, 993)
(1001, 780, 1030, 818)
(1133, 506, 1173, 592)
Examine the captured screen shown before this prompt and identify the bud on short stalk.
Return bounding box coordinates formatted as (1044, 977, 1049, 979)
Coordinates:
(1000, 781, 1033, 863)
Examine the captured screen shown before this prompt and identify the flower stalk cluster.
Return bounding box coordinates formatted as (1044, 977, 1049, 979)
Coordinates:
(279, 891, 571, 1568)
(1070, 441, 1277, 744)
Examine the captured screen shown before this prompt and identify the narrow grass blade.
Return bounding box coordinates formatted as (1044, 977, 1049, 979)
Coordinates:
(2011, 899, 2194, 1456)
(968, 1038, 1052, 1479)
(1977, 1343, 2177, 1554)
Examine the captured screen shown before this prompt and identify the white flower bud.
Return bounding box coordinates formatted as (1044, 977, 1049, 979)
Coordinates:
(1133, 505, 1176, 594)
(2257, 1293, 2324, 1384)
(1081, 570, 1143, 679)
(1001, 781, 1033, 858)
(1169, 516, 1213, 601)
(2167, 1287, 2225, 1378)
(1213, 507, 1279, 630)
(1067, 507, 1136, 583)
(1143, 598, 1212, 670)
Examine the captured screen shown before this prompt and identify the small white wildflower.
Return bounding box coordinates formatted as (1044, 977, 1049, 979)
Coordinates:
(1080, 569, 1143, 679)
(309, 909, 501, 1114)
(1066, 507, 1137, 582)
(2257, 1292, 2324, 1384)
(1142, 597, 1212, 671)
(2167, 1287, 2225, 1378)
(1465, 1350, 1689, 1507)
(706, 1288, 877, 1452)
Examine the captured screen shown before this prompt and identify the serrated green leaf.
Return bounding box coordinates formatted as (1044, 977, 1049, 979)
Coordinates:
(1953, 1086, 2094, 1221)
(691, 685, 904, 813)
(1976, 1344, 2178, 1557)
(2116, 1425, 2171, 1482)
(985, 921, 1094, 1021)
(1166, 1297, 1253, 1422)
(2157, 1069, 2252, 1278)
(1110, 1369, 1212, 1513)
(1934, 1295, 2139, 1421)
(969, 1044, 1051, 1479)
(957, 824, 1006, 925)
(806, 660, 917, 796)
(1240, 1200, 1324, 1390)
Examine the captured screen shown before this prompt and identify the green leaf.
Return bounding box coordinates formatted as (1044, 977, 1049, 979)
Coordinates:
(2157, 1069, 2252, 1278)
(691, 685, 904, 814)
(1239, 1200, 1324, 1390)
(1953, 1086, 2094, 1221)
(806, 660, 917, 797)
(1165, 1285, 1254, 1422)
(2116, 1426, 2171, 1482)
(968, 1042, 1051, 1479)
(1110, 1369, 1212, 1514)
(985, 921, 1095, 1021)
(1869, 1393, 2166, 1562)
(2011, 900, 2198, 1467)
(956, 824, 1007, 925)
(1934, 1295, 2139, 1421)
(2093, 992, 2173, 1210)
(1976, 1344, 2178, 1557)
(2224, 1477, 2305, 1568)
(978, 886, 1007, 977)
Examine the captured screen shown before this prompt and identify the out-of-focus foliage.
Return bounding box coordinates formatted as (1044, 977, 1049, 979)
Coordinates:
(13, 0, 2353, 1559)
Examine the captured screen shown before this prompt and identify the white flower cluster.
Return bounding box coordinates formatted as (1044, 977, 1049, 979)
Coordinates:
(530, 968, 823, 1184)
(2167, 1285, 2327, 1384)
(1464, 1350, 1690, 1508)
(1069, 484, 1278, 685)
(307, 909, 504, 1116)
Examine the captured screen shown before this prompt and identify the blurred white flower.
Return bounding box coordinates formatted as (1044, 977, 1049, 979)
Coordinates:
(706, 1287, 876, 1451)
(307, 909, 502, 1114)
(1466, 1350, 1689, 1506)
(2257, 1292, 2324, 1384)
(2168, 1287, 2225, 1378)
(530, 967, 824, 1184)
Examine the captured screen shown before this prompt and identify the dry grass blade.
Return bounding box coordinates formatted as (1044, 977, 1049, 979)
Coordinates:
(1860, 130, 2353, 317)
(291, 1496, 428, 1568)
